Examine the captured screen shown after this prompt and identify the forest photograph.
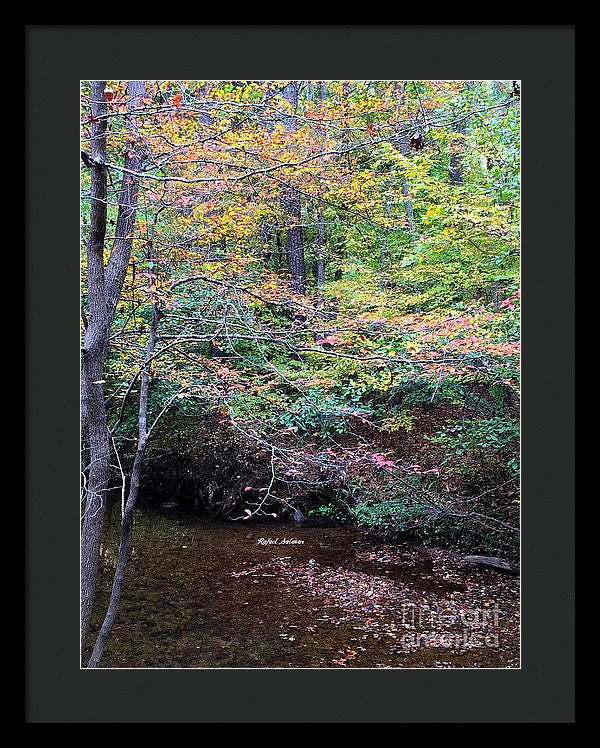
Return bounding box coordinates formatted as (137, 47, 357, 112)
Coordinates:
(80, 79, 521, 669)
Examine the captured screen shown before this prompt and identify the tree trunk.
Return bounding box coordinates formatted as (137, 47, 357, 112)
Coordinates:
(80, 80, 146, 654)
(380, 83, 417, 276)
(316, 201, 326, 289)
(87, 303, 160, 668)
(396, 83, 416, 240)
(334, 82, 353, 279)
(379, 183, 393, 267)
(260, 222, 272, 265)
(104, 80, 147, 321)
(281, 82, 306, 294)
(285, 188, 306, 294)
(274, 228, 282, 270)
(492, 280, 503, 310)
(450, 112, 466, 185)
(80, 81, 110, 647)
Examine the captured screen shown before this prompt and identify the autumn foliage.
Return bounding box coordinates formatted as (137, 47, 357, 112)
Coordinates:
(81, 80, 520, 556)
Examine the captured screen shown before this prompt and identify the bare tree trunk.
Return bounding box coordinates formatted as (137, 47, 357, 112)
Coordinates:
(80, 80, 146, 654)
(80, 81, 109, 647)
(379, 183, 393, 268)
(316, 201, 326, 289)
(334, 82, 353, 280)
(492, 279, 503, 310)
(274, 228, 282, 270)
(396, 83, 416, 240)
(450, 113, 466, 185)
(285, 188, 306, 294)
(105, 80, 147, 320)
(381, 82, 417, 272)
(282, 81, 306, 294)
(87, 303, 160, 668)
(260, 222, 272, 265)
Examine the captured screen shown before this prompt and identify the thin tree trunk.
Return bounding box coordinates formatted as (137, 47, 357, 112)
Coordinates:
(260, 222, 272, 265)
(334, 82, 353, 280)
(104, 80, 147, 320)
(316, 201, 326, 289)
(274, 228, 282, 270)
(87, 303, 160, 668)
(380, 182, 393, 268)
(380, 83, 417, 278)
(80, 80, 146, 654)
(397, 83, 416, 241)
(492, 280, 503, 310)
(281, 81, 306, 294)
(450, 113, 466, 185)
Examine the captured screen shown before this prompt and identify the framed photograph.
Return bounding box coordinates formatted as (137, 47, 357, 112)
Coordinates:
(26, 25, 575, 723)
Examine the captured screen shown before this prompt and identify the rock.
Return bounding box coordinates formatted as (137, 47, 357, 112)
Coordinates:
(460, 555, 517, 575)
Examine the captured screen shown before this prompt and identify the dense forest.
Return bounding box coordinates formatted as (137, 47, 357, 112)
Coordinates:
(81, 80, 520, 668)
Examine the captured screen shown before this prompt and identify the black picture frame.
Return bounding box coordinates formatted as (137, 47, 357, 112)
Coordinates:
(26, 25, 575, 723)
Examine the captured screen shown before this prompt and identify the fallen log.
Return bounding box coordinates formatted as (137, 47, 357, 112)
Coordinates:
(460, 555, 518, 575)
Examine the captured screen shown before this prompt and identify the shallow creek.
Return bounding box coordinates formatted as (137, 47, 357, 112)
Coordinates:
(90, 506, 520, 668)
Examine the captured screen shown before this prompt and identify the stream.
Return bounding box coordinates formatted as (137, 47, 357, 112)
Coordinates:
(90, 506, 520, 668)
